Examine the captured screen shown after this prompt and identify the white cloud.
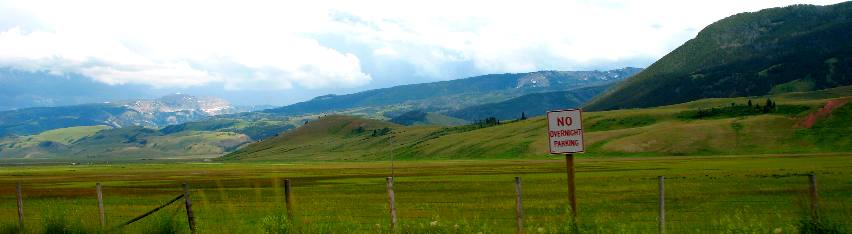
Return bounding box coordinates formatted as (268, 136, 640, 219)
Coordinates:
(0, 0, 371, 90)
(0, 0, 846, 90)
(326, 0, 846, 74)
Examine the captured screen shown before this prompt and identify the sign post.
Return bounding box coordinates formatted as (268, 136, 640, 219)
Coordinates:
(547, 109, 585, 218)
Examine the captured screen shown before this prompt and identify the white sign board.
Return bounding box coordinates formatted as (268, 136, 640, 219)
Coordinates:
(547, 109, 585, 154)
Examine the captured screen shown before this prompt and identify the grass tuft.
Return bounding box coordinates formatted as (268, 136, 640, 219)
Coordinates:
(41, 213, 90, 234)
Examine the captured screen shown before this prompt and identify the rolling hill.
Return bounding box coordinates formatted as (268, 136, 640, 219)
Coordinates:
(586, 2, 852, 111)
(223, 86, 852, 161)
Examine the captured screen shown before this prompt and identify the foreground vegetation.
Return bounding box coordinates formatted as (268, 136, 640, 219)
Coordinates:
(0, 154, 850, 233)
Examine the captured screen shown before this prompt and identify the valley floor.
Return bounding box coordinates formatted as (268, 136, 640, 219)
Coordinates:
(1, 153, 850, 233)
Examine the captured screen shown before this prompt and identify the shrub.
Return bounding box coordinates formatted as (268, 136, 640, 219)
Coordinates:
(797, 217, 847, 234)
(42, 214, 89, 234)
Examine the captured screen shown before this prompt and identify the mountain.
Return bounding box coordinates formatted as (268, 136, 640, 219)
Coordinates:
(585, 2, 852, 111)
(264, 68, 641, 117)
(0, 94, 251, 137)
(120, 94, 232, 116)
(446, 84, 611, 121)
(223, 86, 852, 161)
(115, 93, 240, 126)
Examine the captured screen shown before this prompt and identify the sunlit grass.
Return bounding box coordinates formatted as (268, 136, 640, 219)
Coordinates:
(0, 154, 850, 233)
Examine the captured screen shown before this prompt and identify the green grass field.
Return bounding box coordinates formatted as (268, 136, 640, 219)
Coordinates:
(1, 154, 850, 233)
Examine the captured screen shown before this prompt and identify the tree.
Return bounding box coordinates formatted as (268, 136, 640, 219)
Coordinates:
(352, 126, 365, 134)
(763, 98, 775, 113)
(371, 127, 391, 137)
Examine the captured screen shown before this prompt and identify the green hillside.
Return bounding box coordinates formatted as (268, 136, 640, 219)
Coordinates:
(160, 117, 294, 140)
(31, 125, 111, 144)
(586, 2, 852, 111)
(224, 86, 852, 161)
(446, 84, 610, 121)
(0, 126, 251, 160)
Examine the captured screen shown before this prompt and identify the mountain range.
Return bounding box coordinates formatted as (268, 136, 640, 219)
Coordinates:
(263, 68, 641, 118)
(0, 94, 266, 137)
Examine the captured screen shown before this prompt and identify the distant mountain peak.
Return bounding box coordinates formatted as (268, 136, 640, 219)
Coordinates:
(122, 94, 233, 116)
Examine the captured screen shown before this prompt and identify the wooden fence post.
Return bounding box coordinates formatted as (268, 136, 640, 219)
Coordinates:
(809, 174, 819, 221)
(97, 183, 106, 227)
(658, 176, 665, 234)
(515, 177, 524, 234)
(386, 177, 397, 231)
(182, 183, 196, 234)
(284, 179, 292, 219)
(16, 182, 24, 229)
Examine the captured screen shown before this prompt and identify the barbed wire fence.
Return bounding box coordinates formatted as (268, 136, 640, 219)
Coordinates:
(3, 171, 848, 233)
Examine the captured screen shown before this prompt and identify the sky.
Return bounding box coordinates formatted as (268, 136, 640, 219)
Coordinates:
(0, 0, 846, 106)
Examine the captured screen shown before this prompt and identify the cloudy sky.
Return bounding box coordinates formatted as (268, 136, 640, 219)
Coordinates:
(0, 0, 845, 106)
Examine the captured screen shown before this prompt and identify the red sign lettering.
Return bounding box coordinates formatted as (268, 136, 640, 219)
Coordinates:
(556, 116, 572, 126)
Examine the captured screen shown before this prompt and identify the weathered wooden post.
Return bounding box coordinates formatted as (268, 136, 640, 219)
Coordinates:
(283, 179, 293, 218)
(808, 174, 819, 221)
(97, 183, 106, 227)
(658, 176, 665, 234)
(386, 177, 397, 231)
(16, 182, 24, 229)
(566, 154, 577, 217)
(182, 183, 196, 234)
(514, 177, 524, 234)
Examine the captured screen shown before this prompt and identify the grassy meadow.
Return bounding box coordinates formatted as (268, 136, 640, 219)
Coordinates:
(1, 154, 851, 233)
(225, 86, 852, 161)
